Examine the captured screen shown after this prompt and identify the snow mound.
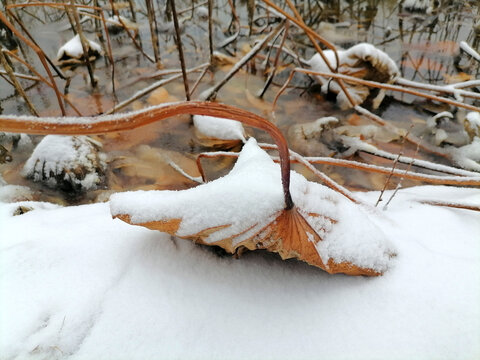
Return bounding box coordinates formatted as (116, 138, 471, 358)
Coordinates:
(110, 138, 394, 273)
(1, 186, 479, 359)
(307, 43, 399, 108)
(23, 135, 106, 192)
(57, 34, 102, 61)
(193, 115, 246, 142)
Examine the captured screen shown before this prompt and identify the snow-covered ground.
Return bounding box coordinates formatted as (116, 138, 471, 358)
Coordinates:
(1, 185, 479, 359)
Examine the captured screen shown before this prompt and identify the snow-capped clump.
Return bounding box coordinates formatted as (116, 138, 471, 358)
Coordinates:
(57, 34, 102, 61)
(23, 135, 106, 192)
(307, 43, 399, 108)
(403, 0, 432, 13)
(110, 138, 394, 273)
(465, 112, 480, 138)
(448, 137, 480, 172)
(195, 6, 209, 20)
(106, 15, 138, 34)
(193, 115, 246, 142)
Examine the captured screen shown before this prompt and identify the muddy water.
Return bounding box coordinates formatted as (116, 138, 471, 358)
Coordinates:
(0, 0, 479, 204)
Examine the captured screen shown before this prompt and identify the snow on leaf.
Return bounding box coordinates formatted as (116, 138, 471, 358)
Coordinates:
(110, 139, 394, 276)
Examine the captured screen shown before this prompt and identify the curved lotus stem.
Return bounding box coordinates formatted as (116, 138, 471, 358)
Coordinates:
(0, 101, 294, 209)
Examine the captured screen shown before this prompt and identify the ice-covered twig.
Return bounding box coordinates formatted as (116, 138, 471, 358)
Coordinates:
(341, 136, 480, 176)
(195, 148, 480, 187)
(416, 200, 480, 212)
(396, 77, 480, 101)
(460, 41, 480, 63)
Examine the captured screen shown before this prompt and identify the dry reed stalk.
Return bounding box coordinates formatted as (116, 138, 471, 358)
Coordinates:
(262, 0, 357, 107)
(4, 49, 82, 115)
(375, 130, 409, 207)
(258, 21, 289, 98)
(0, 71, 40, 82)
(0, 101, 294, 209)
(78, 8, 153, 64)
(201, 21, 285, 101)
(208, 0, 213, 63)
(145, 0, 161, 67)
(0, 11, 66, 115)
(0, 49, 39, 116)
(68, 1, 97, 88)
(169, 0, 190, 101)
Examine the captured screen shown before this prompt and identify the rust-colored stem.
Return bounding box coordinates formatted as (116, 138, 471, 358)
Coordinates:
(0, 102, 294, 210)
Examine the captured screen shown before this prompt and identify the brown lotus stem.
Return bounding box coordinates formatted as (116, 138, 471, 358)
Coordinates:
(0, 102, 294, 210)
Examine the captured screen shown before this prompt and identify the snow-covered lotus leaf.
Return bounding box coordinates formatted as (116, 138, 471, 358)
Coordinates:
(307, 43, 399, 108)
(57, 34, 102, 61)
(110, 139, 394, 276)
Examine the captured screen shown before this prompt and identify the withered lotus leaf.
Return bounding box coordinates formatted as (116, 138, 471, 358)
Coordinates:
(111, 139, 394, 276)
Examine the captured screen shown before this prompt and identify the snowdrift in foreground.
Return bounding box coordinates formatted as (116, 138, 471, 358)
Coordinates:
(0, 185, 479, 359)
(110, 139, 394, 275)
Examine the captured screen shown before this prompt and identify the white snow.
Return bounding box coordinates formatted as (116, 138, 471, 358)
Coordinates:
(1, 182, 479, 359)
(448, 136, 480, 172)
(56, 34, 102, 60)
(193, 114, 246, 141)
(0, 184, 34, 202)
(110, 139, 393, 271)
(460, 41, 480, 62)
(466, 111, 480, 129)
(403, 0, 432, 12)
(307, 43, 399, 108)
(23, 135, 105, 191)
